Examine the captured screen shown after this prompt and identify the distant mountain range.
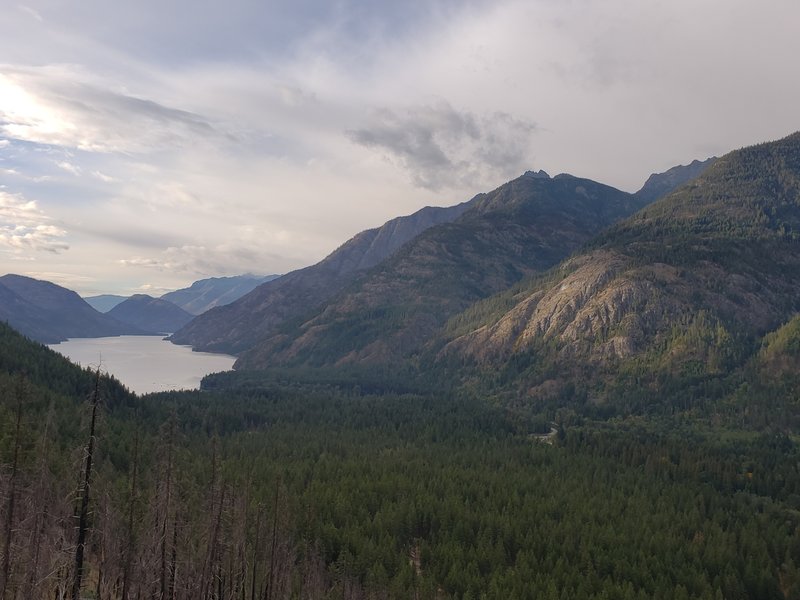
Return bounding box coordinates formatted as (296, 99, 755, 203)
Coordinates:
(85, 274, 280, 316)
(235, 172, 649, 369)
(161, 274, 280, 315)
(0, 150, 719, 358)
(107, 294, 194, 334)
(0, 274, 145, 343)
(84, 294, 128, 313)
(170, 157, 712, 368)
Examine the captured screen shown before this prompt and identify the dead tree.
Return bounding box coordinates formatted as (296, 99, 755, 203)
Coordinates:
(71, 368, 101, 600)
(160, 414, 176, 600)
(121, 421, 140, 600)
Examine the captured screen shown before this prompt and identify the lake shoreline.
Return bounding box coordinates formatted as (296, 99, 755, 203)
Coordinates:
(48, 335, 236, 395)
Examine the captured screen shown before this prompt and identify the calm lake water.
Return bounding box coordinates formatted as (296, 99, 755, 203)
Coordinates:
(49, 336, 236, 395)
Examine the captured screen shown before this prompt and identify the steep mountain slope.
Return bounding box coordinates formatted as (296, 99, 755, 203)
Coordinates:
(161, 274, 280, 315)
(440, 132, 800, 407)
(169, 199, 476, 353)
(634, 157, 717, 203)
(107, 294, 194, 334)
(0, 320, 135, 402)
(0, 282, 59, 343)
(235, 172, 649, 369)
(0, 274, 145, 343)
(85, 294, 128, 312)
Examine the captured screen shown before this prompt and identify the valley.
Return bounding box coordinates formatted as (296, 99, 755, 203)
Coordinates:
(1, 133, 800, 599)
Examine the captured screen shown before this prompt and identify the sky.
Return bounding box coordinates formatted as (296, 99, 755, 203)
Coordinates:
(1, 0, 799, 296)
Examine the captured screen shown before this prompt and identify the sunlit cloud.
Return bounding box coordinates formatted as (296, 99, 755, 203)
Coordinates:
(0, 67, 225, 154)
(0, 191, 69, 254)
(55, 160, 81, 175)
(118, 244, 275, 277)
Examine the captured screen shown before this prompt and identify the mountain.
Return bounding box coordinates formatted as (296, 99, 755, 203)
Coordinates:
(234, 171, 649, 369)
(85, 294, 128, 312)
(107, 294, 194, 334)
(438, 132, 800, 410)
(0, 274, 145, 343)
(635, 157, 717, 203)
(161, 274, 281, 315)
(169, 199, 477, 353)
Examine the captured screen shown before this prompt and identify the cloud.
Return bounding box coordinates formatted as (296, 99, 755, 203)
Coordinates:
(56, 160, 81, 175)
(0, 67, 223, 154)
(118, 244, 278, 277)
(0, 191, 69, 254)
(24, 271, 96, 285)
(348, 101, 536, 190)
(17, 5, 43, 22)
(91, 170, 116, 182)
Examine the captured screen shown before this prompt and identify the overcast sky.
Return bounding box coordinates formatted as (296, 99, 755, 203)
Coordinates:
(1, 0, 799, 296)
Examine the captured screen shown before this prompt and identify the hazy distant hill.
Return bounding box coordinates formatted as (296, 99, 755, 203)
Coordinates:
(169, 199, 477, 352)
(161, 274, 280, 315)
(107, 294, 194, 334)
(235, 171, 649, 369)
(85, 294, 128, 312)
(634, 157, 717, 203)
(438, 132, 800, 409)
(0, 274, 145, 343)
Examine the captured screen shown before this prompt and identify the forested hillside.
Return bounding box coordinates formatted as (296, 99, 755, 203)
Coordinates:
(436, 132, 800, 419)
(236, 173, 647, 369)
(3, 321, 800, 599)
(0, 275, 145, 343)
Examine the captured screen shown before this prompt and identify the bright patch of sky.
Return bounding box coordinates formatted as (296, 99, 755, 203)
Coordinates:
(1, 0, 799, 295)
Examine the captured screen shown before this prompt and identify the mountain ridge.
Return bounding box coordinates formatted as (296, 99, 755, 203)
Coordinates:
(108, 294, 194, 334)
(634, 156, 718, 203)
(169, 198, 478, 353)
(84, 294, 128, 313)
(161, 274, 281, 315)
(235, 173, 650, 369)
(0, 274, 146, 343)
(434, 132, 800, 409)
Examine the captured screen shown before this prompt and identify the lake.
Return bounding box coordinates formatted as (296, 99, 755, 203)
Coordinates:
(48, 335, 236, 395)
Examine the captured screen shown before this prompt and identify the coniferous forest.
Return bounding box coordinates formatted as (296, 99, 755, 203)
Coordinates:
(2, 321, 800, 600)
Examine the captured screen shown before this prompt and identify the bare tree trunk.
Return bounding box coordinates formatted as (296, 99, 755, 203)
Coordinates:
(208, 487, 226, 600)
(121, 423, 140, 600)
(160, 416, 175, 600)
(1, 378, 25, 600)
(263, 480, 281, 600)
(249, 506, 262, 600)
(200, 438, 219, 600)
(71, 368, 101, 600)
(26, 404, 55, 599)
(168, 510, 178, 600)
